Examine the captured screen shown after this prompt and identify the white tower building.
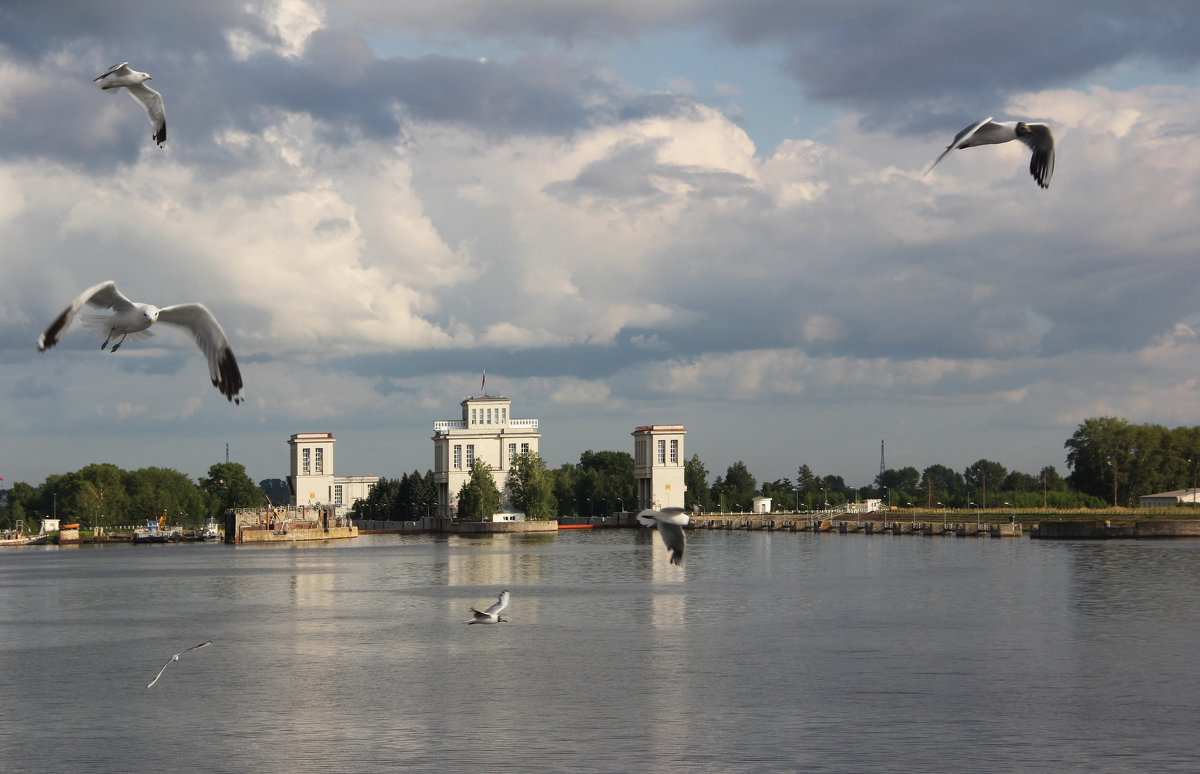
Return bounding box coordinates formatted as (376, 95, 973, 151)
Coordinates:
(632, 424, 687, 511)
(287, 432, 378, 514)
(432, 395, 541, 518)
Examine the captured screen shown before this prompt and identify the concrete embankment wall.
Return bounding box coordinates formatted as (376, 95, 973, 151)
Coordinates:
(238, 526, 359, 543)
(451, 520, 558, 534)
(1032, 520, 1200, 539)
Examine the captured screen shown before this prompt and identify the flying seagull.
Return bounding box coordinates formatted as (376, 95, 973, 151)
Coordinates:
(94, 62, 166, 146)
(926, 117, 1055, 189)
(147, 640, 212, 688)
(466, 590, 510, 624)
(637, 506, 694, 566)
(37, 281, 245, 404)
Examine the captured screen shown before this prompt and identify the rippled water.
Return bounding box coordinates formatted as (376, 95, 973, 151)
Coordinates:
(2, 530, 1198, 773)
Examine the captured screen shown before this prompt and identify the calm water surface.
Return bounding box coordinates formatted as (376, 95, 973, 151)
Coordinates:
(2, 530, 1198, 773)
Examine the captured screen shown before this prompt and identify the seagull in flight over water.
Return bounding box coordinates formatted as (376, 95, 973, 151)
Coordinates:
(466, 590, 510, 624)
(37, 281, 245, 404)
(926, 117, 1055, 189)
(637, 506, 695, 566)
(94, 62, 166, 147)
(147, 641, 211, 688)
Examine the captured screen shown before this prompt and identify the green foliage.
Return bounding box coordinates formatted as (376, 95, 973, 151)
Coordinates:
(126, 467, 208, 526)
(348, 471, 437, 521)
(199, 462, 264, 518)
(455, 458, 500, 521)
(684, 454, 711, 511)
(550, 463, 578, 516)
(3, 462, 255, 527)
(575, 450, 635, 516)
(258, 478, 290, 506)
(758, 478, 794, 511)
(504, 452, 556, 520)
(711, 461, 756, 511)
(1064, 417, 1200, 506)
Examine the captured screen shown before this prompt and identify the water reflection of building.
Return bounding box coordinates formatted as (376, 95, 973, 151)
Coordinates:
(633, 425, 687, 510)
(431, 395, 541, 518)
(286, 432, 379, 515)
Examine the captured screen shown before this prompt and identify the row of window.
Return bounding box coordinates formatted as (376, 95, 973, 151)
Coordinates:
(300, 447, 325, 475)
(470, 407, 508, 426)
(451, 442, 531, 469)
(635, 438, 680, 465)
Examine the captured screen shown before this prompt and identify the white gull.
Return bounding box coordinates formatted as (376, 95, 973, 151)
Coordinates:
(94, 62, 166, 147)
(637, 506, 693, 566)
(37, 281, 244, 404)
(147, 641, 211, 688)
(466, 590, 510, 624)
(926, 117, 1055, 189)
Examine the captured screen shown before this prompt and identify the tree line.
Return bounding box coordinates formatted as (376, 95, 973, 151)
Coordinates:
(6, 417, 1199, 527)
(1, 462, 266, 530)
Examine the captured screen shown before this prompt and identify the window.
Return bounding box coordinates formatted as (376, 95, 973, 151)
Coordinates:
(521, 443, 529, 456)
(501, 408, 507, 424)
(670, 439, 679, 464)
(509, 443, 517, 463)
(315, 447, 324, 474)
(657, 439, 666, 464)
(334, 485, 343, 505)
(486, 408, 492, 424)
(471, 408, 477, 425)
(453, 444, 462, 469)
(302, 448, 311, 475)
(466, 444, 475, 466)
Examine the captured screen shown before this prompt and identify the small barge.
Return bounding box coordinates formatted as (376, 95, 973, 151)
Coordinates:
(224, 505, 358, 544)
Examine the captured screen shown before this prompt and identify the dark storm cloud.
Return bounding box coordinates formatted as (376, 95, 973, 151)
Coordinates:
(339, 1, 1200, 133)
(708, 1, 1200, 131)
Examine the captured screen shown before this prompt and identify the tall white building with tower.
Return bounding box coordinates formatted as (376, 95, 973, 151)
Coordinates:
(431, 395, 541, 518)
(632, 424, 687, 511)
(286, 432, 378, 514)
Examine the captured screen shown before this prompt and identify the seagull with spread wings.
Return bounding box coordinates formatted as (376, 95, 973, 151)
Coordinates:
(37, 281, 244, 404)
(637, 506, 693, 566)
(466, 590, 510, 624)
(94, 62, 166, 147)
(147, 641, 211, 688)
(926, 117, 1055, 189)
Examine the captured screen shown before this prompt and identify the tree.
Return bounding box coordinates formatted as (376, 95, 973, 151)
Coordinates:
(964, 460, 1008, 508)
(258, 478, 290, 506)
(505, 452, 556, 520)
(712, 461, 756, 511)
(684, 455, 711, 512)
(550, 463, 578, 516)
(125, 467, 208, 527)
(758, 478, 794, 511)
(1065, 417, 1134, 506)
(199, 462, 263, 518)
(1, 481, 35, 530)
(921, 464, 965, 507)
(796, 464, 819, 509)
(455, 458, 500, 521)
(575, 450, 635, 516)
(878, 466, 921, 507)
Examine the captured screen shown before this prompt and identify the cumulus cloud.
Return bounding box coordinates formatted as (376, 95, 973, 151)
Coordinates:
(3, 1, 1200, 488)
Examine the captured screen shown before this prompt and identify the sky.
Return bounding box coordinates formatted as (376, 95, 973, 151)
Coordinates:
(3, 1, 1200, 492)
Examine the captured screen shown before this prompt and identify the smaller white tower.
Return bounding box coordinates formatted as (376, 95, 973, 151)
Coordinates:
(632, 425, 687, 510)
(288, 432, 335, 506)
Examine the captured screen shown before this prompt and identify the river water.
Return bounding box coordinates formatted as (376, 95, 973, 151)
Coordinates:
(1, 530, 1197, 773)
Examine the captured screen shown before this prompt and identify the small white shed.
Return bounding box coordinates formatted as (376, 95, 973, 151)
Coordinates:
(752, 497, 772, 513)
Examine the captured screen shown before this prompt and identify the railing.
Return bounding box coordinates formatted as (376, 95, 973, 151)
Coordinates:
(508, 419, 538, 428)
(432, 420, 467, 432)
